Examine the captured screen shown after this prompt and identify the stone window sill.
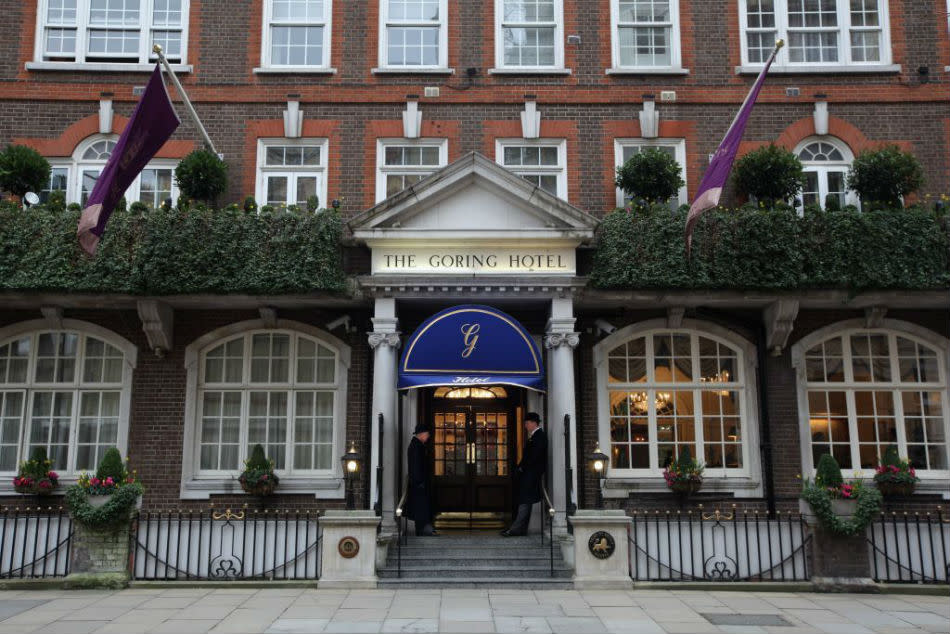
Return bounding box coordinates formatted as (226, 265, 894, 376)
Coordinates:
(488, 68, 572, 75)
(180, 476, 344, 500)
(606, 67, 689, 75)
(602, 476, 762, 499)
(254, 67, 337, 75)
(26, 62, 193, 73)
(735, 64, 901, 75)
(371, 67, 455, 75)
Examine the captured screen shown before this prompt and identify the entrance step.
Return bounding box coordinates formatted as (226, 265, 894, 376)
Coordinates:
(378, 533, 573, 588)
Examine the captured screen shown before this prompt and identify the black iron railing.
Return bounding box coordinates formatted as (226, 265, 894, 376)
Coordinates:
(394, 478, 409, 578)
(131, 508, 321, 580)
(540, 483, 556, 576)
(0, 506, 72, 579)
(374, 413, 384, 518)
(628, 508, 810, 581)
(868, 509, 950, 584)
(563, 414, 576, 522)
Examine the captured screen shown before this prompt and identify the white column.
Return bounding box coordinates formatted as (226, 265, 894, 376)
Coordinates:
(368, 298, 399, 532)
(544, 296, 579, 533)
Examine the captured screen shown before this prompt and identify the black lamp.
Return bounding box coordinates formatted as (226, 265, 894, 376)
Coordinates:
(341, 442, 361, 509)
(588, 444, 609, 508)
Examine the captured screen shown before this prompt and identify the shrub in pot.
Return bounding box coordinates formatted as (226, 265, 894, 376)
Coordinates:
(65, 448, 143, 530)
(874, 445, 919, 497)
(0, 144, 51, 199)
(801, 453, 882, 536)
(239, 444, 279, 496)
(615, 148, 685, 206)
(732, 144, 805, 207)
(174, 149, 227, 206)
(662, 447, 704, 495)
(846, 145, 923, 210)
(12, 447, 58, 495)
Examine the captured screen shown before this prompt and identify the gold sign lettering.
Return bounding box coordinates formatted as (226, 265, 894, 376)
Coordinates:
(460, 323, 480, 358)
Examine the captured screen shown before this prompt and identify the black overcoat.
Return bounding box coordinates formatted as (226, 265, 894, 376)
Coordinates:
(405, 436, 432, 525)
(517, 427, 548, 505)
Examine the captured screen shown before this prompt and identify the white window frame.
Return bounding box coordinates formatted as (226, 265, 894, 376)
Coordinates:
(737, 0, 894, 72)
(44, 134, 179, 207)
(794, 136, 857, 213)
(377, 0, 449, 71)
(791, 319, 950, 498)
(254, 138, 329, 211)
(495, 138, 568, 200)
(375, 138, 448, 202)
(594, 319, 763, 498)
(0, 320, 136, 493)
(181, 319, 351, 499)
(609, 0, 684, 73)
(30, 0, 192, 72)
(493, 0, 565, 72)
(259, 0, 333, 72)
(614, 138, 688, 207)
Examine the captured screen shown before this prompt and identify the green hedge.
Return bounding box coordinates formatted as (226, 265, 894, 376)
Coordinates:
(590, 207, 950, 291)
(0, 203, 346, 295)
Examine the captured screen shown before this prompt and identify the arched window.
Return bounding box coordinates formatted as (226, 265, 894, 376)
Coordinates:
(182, 321, 350, 498)
(793, 322, 949, 483)
(44, 134, 179, 208)
(795, 137, 855, 210)
(0, 322, 135, 480)
(594, 320, 762, 495)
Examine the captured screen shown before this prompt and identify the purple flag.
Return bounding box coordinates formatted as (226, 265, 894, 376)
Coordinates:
(78, 65, 180, 255)
(685, 42, 782, 253)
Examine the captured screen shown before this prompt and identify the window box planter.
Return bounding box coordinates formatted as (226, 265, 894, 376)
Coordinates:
(668, 478, 703, 496)
(876, 481, 916, 497)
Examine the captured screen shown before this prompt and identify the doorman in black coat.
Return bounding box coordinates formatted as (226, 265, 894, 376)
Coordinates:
(406, 423, 437, 536)
(502, 411, 547, 536)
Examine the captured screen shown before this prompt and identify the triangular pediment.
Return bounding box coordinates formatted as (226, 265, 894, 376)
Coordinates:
(348, 152, 598, 242)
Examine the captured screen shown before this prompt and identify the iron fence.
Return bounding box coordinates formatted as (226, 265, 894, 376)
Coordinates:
(629, 508, 810, 581)
(131, 508, 321, 580)
(0, 506, 72, 579)
(868, 510, 950, 584)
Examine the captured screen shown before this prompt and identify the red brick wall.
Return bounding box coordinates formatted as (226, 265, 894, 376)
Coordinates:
(0, 1, 946, 214)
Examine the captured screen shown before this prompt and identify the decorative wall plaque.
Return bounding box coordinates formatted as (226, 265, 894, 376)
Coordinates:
(338, 536, 360, 559)
(588, 531, 615, 559)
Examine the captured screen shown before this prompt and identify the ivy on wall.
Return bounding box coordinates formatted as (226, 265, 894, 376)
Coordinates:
(590, 207, 950, 291)
(0, 203, 346, 295)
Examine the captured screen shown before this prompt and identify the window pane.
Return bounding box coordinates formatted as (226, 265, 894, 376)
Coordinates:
(273, 0, 324, 21)
(388, 0, 439, 20)
(271, 26, 324, 65)
(0, 392, 24, 471)
(503, 27, 555, 66)
(0, 338, 30, 384)
(387, 26, 439, 65)
(808, 390, 851, 469)
(618, 26, 671, 67)
(266, 176, 289, 206)
(504, 0, 555, 22)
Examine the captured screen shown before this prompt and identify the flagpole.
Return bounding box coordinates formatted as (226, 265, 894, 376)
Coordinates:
(152, 44, 218, 156)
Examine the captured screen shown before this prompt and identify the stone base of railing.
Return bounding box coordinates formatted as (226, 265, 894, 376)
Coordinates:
(65, 521, 131, 588)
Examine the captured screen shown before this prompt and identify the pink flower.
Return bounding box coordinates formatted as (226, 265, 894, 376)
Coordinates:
(47, 471, 58, 480)
(38, 480, 52, 489)
(90, 477, 100, 486)
(890, 465, 898, 472)
(261, 475, 268, 480)
(105, 477, 114, 485)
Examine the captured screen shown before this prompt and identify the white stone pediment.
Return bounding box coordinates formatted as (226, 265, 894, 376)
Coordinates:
(349, 152, 598, 242)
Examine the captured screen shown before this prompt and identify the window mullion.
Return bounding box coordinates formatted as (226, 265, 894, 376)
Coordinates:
(647, 389, 658, 471)
(891, 383, 908, 459)
(844, 389, 860, 471)
(68, 388, 79, 474)
(238, 390, 249, 469)
(287, 388, 296, 473)
(838, 0, 849, 64)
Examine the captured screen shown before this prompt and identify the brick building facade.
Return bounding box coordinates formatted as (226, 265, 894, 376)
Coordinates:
(0, 1, 948, 528)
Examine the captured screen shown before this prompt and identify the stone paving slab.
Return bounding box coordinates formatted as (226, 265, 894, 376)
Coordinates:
(0, 589, 944, 633)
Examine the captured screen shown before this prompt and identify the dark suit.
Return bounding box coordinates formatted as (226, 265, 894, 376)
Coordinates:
(406, 436, 433, 535)
(508, 426, 548, 535)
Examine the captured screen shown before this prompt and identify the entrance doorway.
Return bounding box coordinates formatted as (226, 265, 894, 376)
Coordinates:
(425, 386, 524, 529)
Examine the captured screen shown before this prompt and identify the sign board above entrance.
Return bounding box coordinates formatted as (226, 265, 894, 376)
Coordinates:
(372, 246, 576, 276)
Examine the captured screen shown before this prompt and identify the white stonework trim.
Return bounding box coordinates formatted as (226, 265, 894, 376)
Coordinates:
(26, 62, 193, 72)
(180, 319, 350, 500)
(735, 64, 901, 74)
(593, 318, 763, 497)
(137, 300, 174, 357)
(790, 319, 950, 497)
(0, 319, 137, 492)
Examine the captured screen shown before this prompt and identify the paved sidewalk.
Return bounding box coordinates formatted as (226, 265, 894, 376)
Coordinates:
(0, 587, 945, 634)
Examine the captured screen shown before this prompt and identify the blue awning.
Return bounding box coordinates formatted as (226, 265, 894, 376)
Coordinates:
(398, 305, 545, 392)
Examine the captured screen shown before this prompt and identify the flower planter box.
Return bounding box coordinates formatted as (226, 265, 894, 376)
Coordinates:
(876, 481, 916, 497)
(240, 480, 278, 496)
(668, 479, 703, 495)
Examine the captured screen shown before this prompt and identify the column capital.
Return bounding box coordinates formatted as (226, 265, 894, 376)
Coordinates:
(368, 332, 401, 350)
(544, 332, 580, 350)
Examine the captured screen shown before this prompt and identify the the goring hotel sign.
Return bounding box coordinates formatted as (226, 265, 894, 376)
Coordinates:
(371, 246, 576, 276)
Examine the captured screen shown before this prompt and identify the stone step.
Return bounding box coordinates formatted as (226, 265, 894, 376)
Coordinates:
(386, 554, 560, 566)
(397, 535, 553, 547)
(377, 577, 575, 589)
(378, 565, 573, 579)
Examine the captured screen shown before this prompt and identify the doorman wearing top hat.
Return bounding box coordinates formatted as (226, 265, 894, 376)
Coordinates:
(502, 411, 547, 536)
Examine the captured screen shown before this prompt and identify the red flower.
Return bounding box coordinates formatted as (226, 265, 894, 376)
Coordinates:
(47, 471, 58, 480)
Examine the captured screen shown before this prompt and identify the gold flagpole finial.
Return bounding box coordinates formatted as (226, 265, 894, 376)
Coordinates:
(775, 39, 785, 50)
(152, 43, 163, 55)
